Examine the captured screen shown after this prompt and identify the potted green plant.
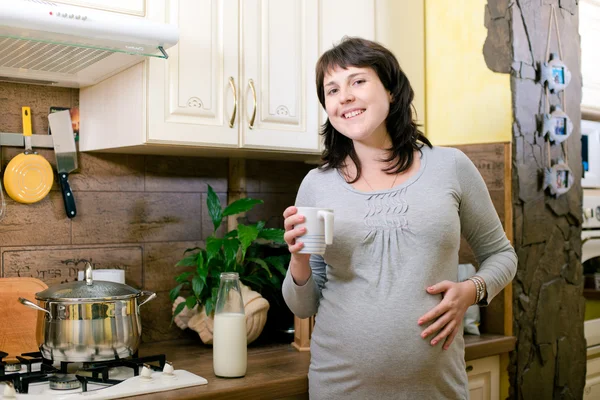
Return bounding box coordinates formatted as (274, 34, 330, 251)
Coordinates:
(170, 185, 290, 343)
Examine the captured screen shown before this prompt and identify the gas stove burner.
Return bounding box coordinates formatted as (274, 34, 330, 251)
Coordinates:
(4, 361, 21, 372)
(49, 373, 81, 390)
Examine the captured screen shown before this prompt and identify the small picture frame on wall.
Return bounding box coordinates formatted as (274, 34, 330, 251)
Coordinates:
(552, 66, 565, 85)
(541, 53, 571, 93)
(543, 160, 574, 197)
(541, 106, 573, 144)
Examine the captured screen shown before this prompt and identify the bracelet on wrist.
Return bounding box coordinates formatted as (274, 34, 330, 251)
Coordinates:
(466, 276, 486, 305)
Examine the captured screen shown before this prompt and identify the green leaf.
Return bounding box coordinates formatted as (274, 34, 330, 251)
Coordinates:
(222, 238, 240, 265)
(172, 301, 186, 319)
(256, 220, 266, 231)
(169, 283, 183, 302)
(175, 271, 192, 283)
(195, 250, 205, 270)
(269, 273, 281, 287)
(206, 237, 223, 259)
(237, 224, 260, 255)
(245, 243, 260, 259)
(241, 275, 266, 290)
(204, 298, 214, 317)
(207, 256, 225, 276)
(175, 254, 197, 267)
(207, 185, 223, 232)
(227, 259, 239, 273)
(196, 251, 208, 283)
(205, 287, 219, 317)
(223, 198, 264, 217)
(192, 275, 205, 298)
(196, 268, 208, 285)
(224, 229, 238, 239)
(257, 228, 285, 244)
(265, 255, 287, 275)
(185, 295, 197, 309)
(246, 257, 272, 277)
(183, 247, 201, 254)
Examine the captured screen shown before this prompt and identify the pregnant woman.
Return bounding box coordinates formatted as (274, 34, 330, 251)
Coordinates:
(282, 37, 517, 399)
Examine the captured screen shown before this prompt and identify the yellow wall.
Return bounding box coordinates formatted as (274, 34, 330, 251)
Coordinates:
(376, 0, 426, 130)
(377, 3, 513, 397)
(424, 0, 512, 145)
(586, 300, 600, 320)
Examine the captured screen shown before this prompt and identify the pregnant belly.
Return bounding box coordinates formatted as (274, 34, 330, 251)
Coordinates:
(310, 292, 463, 383)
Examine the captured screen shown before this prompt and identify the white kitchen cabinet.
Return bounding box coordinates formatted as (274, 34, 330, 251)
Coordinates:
(585, 347, 600, 399)
(145, 0, 240, 148)
(80, 0, 375, 156)
(54, 0, 146, 16)
(149, 0, 320, 152)
(239, 0, 319, 151)
(581, 0, 600, 111)
(466, 355, 500, 400)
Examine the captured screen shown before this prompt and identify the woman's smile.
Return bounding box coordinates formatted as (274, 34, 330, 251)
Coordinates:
(342, 109, 366, 119)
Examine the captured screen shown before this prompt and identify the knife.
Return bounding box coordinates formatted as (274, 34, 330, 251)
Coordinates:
(48, 110, 77, 218)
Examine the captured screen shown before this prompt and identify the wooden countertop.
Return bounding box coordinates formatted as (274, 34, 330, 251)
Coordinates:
(584, 289, 600, 300)
(129, 333, 516, 400)
(464, 333, 516, 361)
(132, 341, 309, 400)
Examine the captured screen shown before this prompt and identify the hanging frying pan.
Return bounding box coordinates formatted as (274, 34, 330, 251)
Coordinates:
(3, 107, 54, 204)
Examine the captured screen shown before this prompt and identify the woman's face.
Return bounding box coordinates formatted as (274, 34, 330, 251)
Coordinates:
(323, 66, 392, 145)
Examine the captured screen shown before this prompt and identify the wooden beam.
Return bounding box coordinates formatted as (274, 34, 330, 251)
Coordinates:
(504, 142, 513, 337)
(583, 107, 600, 122)
(227, 158, 246, 230)
(292, 316, 314, 352)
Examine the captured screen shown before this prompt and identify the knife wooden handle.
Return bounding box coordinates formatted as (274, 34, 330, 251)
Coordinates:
(59, 172, 76, 218)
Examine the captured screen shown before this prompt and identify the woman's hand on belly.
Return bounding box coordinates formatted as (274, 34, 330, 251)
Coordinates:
(417, 280, 477, 350)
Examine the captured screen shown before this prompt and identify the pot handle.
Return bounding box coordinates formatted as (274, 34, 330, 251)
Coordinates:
(138, 291, 157, 309)
(18, 297, 52, 319)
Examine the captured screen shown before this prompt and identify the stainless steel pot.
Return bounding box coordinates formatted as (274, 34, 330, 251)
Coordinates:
(18, 263, 156, 362)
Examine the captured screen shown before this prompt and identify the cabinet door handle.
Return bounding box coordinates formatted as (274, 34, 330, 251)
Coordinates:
(248, 79, 257, 129)
(228, 77, 237, 128)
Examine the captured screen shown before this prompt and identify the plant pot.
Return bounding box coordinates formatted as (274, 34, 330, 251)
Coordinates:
(172, 283, 269, 344)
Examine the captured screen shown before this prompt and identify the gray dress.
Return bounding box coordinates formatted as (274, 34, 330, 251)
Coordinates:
(282, 145, 517, 400)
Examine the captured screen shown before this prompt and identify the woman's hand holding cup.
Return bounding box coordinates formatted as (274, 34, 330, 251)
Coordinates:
(284, 206, 335, 254)
(283, 206, 310, 261)
(284, 206, 334, 285)
(283, 206, 311, 285)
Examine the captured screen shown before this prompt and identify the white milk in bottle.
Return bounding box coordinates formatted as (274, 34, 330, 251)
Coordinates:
(213, 272, 247, 378)
(213, 313, 247, 377)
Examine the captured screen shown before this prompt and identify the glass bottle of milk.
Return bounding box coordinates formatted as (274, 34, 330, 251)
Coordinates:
(213, 272, 247, 378)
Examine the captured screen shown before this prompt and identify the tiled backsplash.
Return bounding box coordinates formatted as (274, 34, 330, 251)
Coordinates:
(0, 82, 313, 343)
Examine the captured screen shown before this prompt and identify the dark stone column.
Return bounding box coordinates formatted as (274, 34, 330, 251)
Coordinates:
(485, 1, 585, 398)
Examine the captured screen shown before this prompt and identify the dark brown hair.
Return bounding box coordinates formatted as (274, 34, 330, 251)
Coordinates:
(316, 37, 431, 182)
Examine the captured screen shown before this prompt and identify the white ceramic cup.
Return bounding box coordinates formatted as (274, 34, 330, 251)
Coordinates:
(295, 207, 334, 255)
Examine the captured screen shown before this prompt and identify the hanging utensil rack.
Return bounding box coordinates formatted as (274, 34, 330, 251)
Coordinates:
(0, 132, 54, 148)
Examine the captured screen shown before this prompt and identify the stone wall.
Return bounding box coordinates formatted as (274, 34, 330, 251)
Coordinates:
(485, 1, 585, 398)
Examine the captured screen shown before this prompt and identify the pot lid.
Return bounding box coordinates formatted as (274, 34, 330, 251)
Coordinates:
(35, 263, 140, 301)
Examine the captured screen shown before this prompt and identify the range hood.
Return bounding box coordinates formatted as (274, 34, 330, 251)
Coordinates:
(0, 0, 179, 88)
